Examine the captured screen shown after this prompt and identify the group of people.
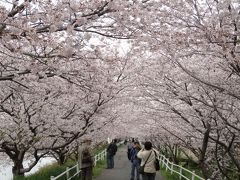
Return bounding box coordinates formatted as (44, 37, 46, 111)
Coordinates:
(77, 138, 158, 180)
(127, 139, 159, 180)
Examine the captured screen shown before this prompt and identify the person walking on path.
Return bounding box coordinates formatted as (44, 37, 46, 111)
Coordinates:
(78, 139, 94, 180)
(137, 141, 159, 180)
(130, 141, 141, 180)
(127, 138, 135, 160)
(106, 139, 118, 169)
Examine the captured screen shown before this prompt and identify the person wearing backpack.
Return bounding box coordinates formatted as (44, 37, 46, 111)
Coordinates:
(106, 139, 118, 169)
(130, 141, 142, 180)
(137, 141, 159, 180)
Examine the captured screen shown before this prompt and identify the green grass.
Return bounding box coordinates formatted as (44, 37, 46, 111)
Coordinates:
(160, 167, 179, 180)
(93, 159, 106, 179)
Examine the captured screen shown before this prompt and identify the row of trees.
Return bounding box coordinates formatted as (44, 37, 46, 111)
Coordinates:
(0, 0, 137, 176)
(134, 1, 240, 179)
(0, 1, 239, 179)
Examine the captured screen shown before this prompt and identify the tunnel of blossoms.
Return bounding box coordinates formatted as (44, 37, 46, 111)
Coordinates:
(0, 1, 239, 179)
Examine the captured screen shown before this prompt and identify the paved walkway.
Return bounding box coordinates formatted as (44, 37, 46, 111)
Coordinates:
(95, 146, 165, 180)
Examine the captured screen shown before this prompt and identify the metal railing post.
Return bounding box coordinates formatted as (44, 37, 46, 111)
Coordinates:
(66, 167, 69, 179)
(94, 157, 97, 166)
(179, 166, 182, 180)
(50, 176, 55, 180)
(171, 163, 173, 174)
(192, 170, 195, 180)
(162, 157, 165, 168)
(76, 164, 80, 177)
(166, 159, 168, 171)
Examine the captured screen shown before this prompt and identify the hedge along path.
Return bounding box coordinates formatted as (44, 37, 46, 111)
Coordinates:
(95, 146, 165, 180)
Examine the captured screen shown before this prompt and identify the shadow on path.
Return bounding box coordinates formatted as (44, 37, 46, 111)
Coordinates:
(95, 146, 165, 180)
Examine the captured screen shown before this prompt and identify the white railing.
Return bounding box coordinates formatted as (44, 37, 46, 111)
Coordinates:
(158, 154, 208, 180)
(50, 149, 107, 180)
(50, 141, 123, 180)
(93, 149, 107, 166)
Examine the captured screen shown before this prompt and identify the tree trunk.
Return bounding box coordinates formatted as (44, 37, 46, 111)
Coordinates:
(58, 153, 66, 165)
(199, 124, 211, 179)
(12, 160, 24, 177)
(2, 144, 26, 177)
(173, 144, 179, 164)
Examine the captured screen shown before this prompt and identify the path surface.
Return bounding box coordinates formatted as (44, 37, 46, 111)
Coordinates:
(95, 146, 165, 180)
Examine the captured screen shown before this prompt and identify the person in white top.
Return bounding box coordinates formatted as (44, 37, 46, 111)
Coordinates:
(137, 141, 159, 180)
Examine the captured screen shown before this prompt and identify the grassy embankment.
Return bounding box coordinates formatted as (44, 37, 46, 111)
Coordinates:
(159, 150, 204, 180)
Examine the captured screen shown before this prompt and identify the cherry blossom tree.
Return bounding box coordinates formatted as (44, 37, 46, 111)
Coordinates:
(1, 0, 240, 179)
(130, 1, 240, 179)
(0, 0, 140, 176)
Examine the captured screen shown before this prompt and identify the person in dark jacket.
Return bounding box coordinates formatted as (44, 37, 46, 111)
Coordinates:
(130, 142, 141, 180)
(78, 139, 93, 180)
(106, 139, 118, 169)
(81, 148, 93, 180)
(127, 138, 135, 160)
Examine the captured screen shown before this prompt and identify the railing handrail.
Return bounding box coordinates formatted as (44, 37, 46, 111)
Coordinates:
(52, 163, 78, 180)
(158, 154, 206, 180)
